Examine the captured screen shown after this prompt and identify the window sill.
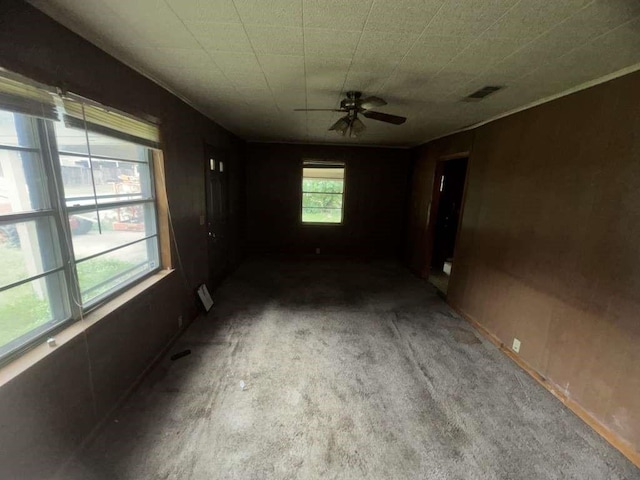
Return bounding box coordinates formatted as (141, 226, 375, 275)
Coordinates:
(301, 222, 344, 226)
(0, 268, 175, 388)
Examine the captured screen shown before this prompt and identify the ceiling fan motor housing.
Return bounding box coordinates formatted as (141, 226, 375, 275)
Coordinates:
(341, 91, 363, 111)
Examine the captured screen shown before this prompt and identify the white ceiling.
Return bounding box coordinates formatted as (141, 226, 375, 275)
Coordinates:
(29, 0, 640, 147)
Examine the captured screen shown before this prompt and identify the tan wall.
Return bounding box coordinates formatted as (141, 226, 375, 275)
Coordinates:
(408, 71, 640, 455)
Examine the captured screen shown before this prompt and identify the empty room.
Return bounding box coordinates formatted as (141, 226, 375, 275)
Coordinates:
(0, 0, 639, 478)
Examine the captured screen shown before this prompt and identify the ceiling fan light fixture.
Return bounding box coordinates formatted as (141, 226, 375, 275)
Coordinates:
(350, 117, 366, 137)
(329, 116, 350, 135)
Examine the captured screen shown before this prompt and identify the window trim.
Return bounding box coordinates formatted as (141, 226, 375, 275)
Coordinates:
(300, 160, 346, 226)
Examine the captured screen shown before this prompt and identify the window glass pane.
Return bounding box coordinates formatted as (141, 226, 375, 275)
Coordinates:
(58, 154, 95, 207)
(302, 208, 342, 224)
(88, 131, 149, 162)
(302, 164, 344, 224)
(0, 110, 39, 148)
(69, 203, 157, 260)
(0, 217, 63, 288)
(302, 192, 343, 209)
(77, 237, 159, 305)
(94, 158, 152, 203)
(302, 177, 343, 193)
(54, 122, 89, 155)
(60, 155, 152, 207)
(0, 271, 70, 352)
(0, 148, 50, 213)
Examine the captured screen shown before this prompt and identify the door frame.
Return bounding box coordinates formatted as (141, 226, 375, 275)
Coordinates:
(423, 151, 470, 280)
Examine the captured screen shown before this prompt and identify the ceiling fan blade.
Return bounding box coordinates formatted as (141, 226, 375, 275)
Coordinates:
(362, 110, 407, 125)
(359, 96, 387, 109)
(294, 108, 345, 112)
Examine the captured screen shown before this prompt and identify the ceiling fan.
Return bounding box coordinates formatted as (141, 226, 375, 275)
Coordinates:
(294, 91, 407, 137)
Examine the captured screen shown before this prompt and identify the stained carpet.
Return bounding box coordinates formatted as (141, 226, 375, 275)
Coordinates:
(60, 259, 639, 480)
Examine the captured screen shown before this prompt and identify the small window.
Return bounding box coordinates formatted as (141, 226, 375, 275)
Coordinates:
(301, 161, 345, 224)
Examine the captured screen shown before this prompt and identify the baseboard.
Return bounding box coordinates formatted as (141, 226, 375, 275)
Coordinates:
(450, 305, 640, 469)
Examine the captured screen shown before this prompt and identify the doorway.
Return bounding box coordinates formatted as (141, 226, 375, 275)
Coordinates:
(428, 156, 468, 295)
(205, 144, 230, 289)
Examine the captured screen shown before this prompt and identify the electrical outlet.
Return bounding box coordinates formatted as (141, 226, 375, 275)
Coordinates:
(178, 315, 183, 329)
(512, 338, 521, 353)
(316, 248, 320, 254)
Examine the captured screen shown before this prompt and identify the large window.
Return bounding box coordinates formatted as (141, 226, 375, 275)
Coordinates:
(0, 71, 161, 362)
(301, 161, 345, 224)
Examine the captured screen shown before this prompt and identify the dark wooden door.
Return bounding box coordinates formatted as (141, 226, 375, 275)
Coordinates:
(205, 145, 229, 288)
(431, 157, 468, 271)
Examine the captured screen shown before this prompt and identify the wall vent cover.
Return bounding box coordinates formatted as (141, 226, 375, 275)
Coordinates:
(463, 85, 505, 101)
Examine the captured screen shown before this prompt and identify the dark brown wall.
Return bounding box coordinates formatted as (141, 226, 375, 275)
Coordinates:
(0, 0, 246, 296)
(246, 143, 412, 257)
(407, 71, 640, 455)
(0, 1, 245, 477)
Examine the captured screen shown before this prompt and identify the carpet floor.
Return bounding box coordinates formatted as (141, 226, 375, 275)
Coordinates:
(61, 259, 639, 480)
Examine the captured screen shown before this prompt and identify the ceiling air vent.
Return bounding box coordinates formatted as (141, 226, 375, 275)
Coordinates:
(463, 85, 505, 102)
